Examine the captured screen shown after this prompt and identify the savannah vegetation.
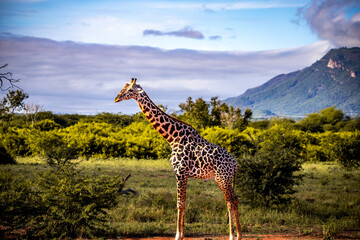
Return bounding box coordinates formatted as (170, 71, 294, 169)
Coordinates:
(1, 65, 360, 239)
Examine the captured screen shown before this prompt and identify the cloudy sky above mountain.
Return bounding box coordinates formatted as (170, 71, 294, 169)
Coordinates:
(0, 0, 359, 114)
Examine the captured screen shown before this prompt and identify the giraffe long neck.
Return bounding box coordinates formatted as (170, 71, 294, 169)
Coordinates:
(136, 91, 200, 145)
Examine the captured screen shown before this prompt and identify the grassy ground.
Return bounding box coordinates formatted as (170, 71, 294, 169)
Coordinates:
(4, 157, 360, 239)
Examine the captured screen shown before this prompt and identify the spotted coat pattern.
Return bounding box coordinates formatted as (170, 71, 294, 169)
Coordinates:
(115, 78, 242, 240)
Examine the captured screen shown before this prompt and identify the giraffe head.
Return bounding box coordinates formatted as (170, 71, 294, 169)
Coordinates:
(114, 78, 143, 102)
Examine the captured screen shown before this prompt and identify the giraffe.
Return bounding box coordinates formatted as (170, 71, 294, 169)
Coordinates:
(114, 78, 242, 240)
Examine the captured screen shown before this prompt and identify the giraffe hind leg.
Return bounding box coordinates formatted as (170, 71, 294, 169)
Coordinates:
(216, 179, 242, 240)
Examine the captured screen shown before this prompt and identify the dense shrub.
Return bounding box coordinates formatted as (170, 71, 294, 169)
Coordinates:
(33, 119, 61, 131)
(41, 132, 77, 165)
(0, 126, 30, 156)
(237, 152, 302, 207)
(296, 107, 345, 133)
(327, 131, 360, 168)
(60, 121, 120, 158)
(1, 107, 358, 163)
(304, 144, 328, 162)
(0, 167, 128, 239)
(0, 146, 16, 164)
(36, 166, 126, 239)
(0, 171, 40, 229)
(236, 124, 303, 207)
(201, 126, 253, 157)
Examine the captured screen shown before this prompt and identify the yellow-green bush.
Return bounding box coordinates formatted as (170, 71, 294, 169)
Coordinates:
(201, 126, 254, 157)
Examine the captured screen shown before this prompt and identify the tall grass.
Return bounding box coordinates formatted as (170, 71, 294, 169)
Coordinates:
(3, 157, 360, 238)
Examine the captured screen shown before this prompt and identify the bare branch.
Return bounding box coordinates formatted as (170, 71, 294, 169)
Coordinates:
(24, 103, 46, 125)
(0, 64, 21, 91)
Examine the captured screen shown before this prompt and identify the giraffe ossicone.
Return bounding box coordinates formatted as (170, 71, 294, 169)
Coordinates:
(115, 78, 242, 240)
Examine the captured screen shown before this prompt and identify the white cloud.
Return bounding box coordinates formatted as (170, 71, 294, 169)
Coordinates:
(0, 34, 332, 114)
(201, 1, 303, 11)
(298, 0, 360, 47)
(153, 1, 304, 11)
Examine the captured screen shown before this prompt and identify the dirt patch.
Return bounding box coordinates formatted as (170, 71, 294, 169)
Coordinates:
(121, 234, 322, 240)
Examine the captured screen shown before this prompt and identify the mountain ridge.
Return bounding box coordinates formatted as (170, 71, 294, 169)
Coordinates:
(225, 47, 360, 117)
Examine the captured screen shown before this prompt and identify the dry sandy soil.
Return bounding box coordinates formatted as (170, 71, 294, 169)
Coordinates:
(121, 235, 323, 240)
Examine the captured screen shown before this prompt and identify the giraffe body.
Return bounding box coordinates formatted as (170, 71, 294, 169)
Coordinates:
(115, 78, 242, 240)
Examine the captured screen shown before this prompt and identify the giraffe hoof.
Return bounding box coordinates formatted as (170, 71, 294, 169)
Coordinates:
(175, 233, 184, 240)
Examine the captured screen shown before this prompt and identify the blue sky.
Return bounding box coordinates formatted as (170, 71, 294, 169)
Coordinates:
(0, 0, 359, 114)
(1, 0, 317, 50)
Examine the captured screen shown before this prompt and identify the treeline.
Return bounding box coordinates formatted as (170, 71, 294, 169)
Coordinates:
(1, 94, 359, 168)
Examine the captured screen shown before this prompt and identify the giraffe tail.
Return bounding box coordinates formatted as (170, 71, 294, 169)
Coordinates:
(232, 166, 237, 190)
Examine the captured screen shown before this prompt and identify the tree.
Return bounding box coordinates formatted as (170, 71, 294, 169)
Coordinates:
(179, 96, 252, 130)
(210, 96, 222, 126)
(297, 107, 345, 132)
(24, 103, 45, 126)
(0, 90, 29, 123)
(0, 64, 29, 123)
(179, 97, 211, 129)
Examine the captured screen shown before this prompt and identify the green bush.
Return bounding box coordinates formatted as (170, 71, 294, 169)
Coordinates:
(0, 171, 40, 228)
(120, 122, 170, 159)
(0, 126, 31, 156)
(26, 130, 77, 165)
(201, 126, 253, 157)
(327, 131, 360, 168)
(42, 133, 77, 165)
(297, 107, 345, 133)
(0, 167, 128, 239)
(304, 144, 328, 162)
(36, 166, 127, 239)
(33, 119, 61, 131)
(236, 124, 303, 207)
(0, 146, 16, 164)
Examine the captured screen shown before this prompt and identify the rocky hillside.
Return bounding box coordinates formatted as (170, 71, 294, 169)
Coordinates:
(225, 47, 360, 117)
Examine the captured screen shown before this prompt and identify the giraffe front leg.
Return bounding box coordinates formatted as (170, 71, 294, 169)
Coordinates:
(175, 177, 187, 240)
(227, 203, 235, 240)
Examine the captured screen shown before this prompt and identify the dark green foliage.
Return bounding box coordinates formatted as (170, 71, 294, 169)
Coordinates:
(236, 124, 303, 207)
(0, 146, 16, 164)
(297, 107, 345, 132)
(0, 166, 127, 239)
(179, 97, 211, 129)
(340, 116, 360, 131)
(237, 151, 302, 207)
(93, 112, 134, 127)
(35, 166, 126, 239)
(0, 126, 30, 156)
(327, 131, 360, 169)
(249, 119, 270, 130)
(0, 89, 29, 122)
(179, 96, 251, 130)
(0, 171, 40, 228)
(0, 64, 29, 124)
(33, 119, 61, 131)
(39, 133, 77, 165)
